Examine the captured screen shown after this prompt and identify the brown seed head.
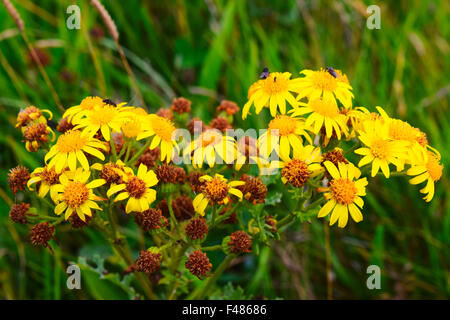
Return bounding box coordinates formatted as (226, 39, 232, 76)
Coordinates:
(135, 250, 162, 274)
(210, 117, 232, 133)
(170, 97, 191, 114)
(188, 171, 207, 193)
(134, 208, 168, 231)
(9, 203, 31, 224)
(135, 147, 160, 168)
(29, 222, 55, 247)
(185, 217, 208, 240)
(321, 149, 348, 179)
(8, 165, 30, 194)
(70, 214, 92, 228)
(156, 108, 174, 120)
(16, 106, 41, 127)
(228, 231, 252, 254)
(217, 100, 239, 115)
(155, 164, 184, 184)
(57, 117, 74, 133)
(185, 250, 211, 278)
(100, 162, 123, 184)
(237, 174, 267, 204)
(187, 118, 207, 135)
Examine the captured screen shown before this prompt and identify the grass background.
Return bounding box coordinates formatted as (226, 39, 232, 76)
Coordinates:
(0, 0, 448, 299)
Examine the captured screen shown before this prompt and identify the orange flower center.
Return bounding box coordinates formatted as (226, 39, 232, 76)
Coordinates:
(39, 167, 60, 185)
(330, 178, 357, 205)
(311, 70, 337, 92)
(126, 176, 147, 199)
(281, 159, 310, 188)
(261, 73, 289, 95)
(63, 181, 89, 208)
(309, 98, 339, 117)
(56, 130, 88, 153)
(268, 115, 297, 136)
(200, 130, 221, 147)
(86, 106, 117, 126)
(203, 178, 229, 202)
(370, 139, 389, 159)
(122, 118, 142, 138)
(150, 116, 175, 142)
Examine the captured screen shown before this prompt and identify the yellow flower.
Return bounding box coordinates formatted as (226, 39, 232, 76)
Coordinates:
(106, 164, 158, 213)
(258, 115, 312, 160)
(63, 96, 104, 123)
(184, 129, 237, 168)
(290, 96, 348, 139)
(376, 106, 426, 146)
(407, 143, 443, 202)
(277, 144, 323, 187)
(121, 108, 148, 138)
(73, 102, 132, 141)
(137, 114, 178, 163)
(45, 130, 107, 173)
(242, 72, 302, 119)
(354, 120, 408, 178)
(193, 174, 245, 215)
(27, 166, 61, 201)
(52, 168, 105, 221)
(318, 161, 368, 228)
(296, 69, 354, 109)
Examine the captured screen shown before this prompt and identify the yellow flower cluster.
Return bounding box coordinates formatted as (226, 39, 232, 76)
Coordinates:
(18, 67, 443, 228)
(242, 67, 443, 227)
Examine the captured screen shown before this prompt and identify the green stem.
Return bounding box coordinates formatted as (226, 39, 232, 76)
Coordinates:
(109, 137, 117, 161)
(200, 245, 222, 251)
(128, 139, 152, 165)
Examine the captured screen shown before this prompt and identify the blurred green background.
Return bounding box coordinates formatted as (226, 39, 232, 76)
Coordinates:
(0, 0, 448, 299)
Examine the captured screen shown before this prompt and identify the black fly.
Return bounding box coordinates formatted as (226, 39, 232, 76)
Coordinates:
(103, 98, 117, 107)
(259, 67, 270, 79)
(325, 66, 340, 78)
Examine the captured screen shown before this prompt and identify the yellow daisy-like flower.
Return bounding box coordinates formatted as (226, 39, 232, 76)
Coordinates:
(296, 69, 354, 109)
(242, 72, 302, 119)
(63, 96, 104, 123)
(407, 143, 443, 202)
(45, 130, 107, 173)
(137, 114, 178, 163)
(27, 166, 62, 201)
(277, 144, 323, 187)
(193, 174, 245, 215)
(53, 168, 105, 221)
(258, 115, 312, 160)
(290, 96, 348, 139)
(376, 106, 426, 147)
(106, 164, 158, 213)
(318, 161, 368, 228)
(121, 108, 148, 138)
(354, 120, 408, 178)
(73, 102, 132, 141)
(184, 129, 237, 168)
